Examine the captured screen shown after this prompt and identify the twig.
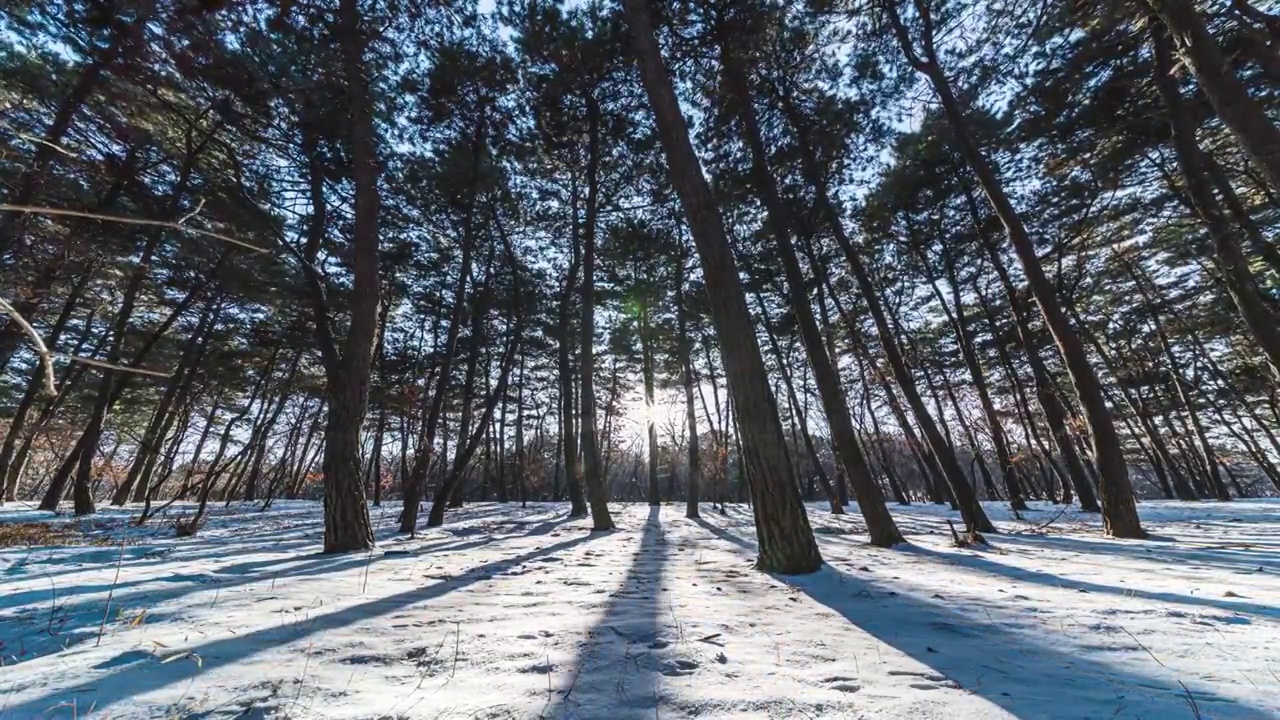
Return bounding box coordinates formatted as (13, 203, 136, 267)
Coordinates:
(1120, 627, 1166, 668)
(45, 575, 59, 635)
(0, 203, 269, 253)
(96, 525, 130, 647)
(291, 640, 314, 711)
(0, 122, 77, 159)
(1013, 503, 1071, 534)
(1177, 680, 1203, 719)
(177, 198, 206, 226)
(360, 545, 374, 595)
(450, 621, 461, 679)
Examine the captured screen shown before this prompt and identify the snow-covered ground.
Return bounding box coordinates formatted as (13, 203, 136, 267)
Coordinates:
(0, 498, 1277, 719)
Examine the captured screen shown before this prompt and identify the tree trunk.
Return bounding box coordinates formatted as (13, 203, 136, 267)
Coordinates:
(578, 94, 615, 531)
(1125, 262, 1230, 500)
(427, 209, 526, 526)
(882, 1, 1141, 536)
(757, 294, 844, 515)
(934, 250, 1026, 508)
(447, 255, 496, 510)
(677, 244, 702, 519)
(724, 46, 902, 543)
(979, 255, 1101, 512)
(1151, 23, 1280, 379)
(495, 362, 510, 503)
(515, 355, 528, 507)
(319, 0, 382, 553)
(558, 240, 587, 516)
(625, 0, 820, 572)
(639, 298, 661, 507)
(429, 307, 522, 526)
(778, 89, 987, 531)
(1146, 0, 1280, 198)
(116, 301, 220, 505)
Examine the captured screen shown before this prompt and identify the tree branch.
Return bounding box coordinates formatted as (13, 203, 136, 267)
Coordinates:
(0, 204, 269, 253)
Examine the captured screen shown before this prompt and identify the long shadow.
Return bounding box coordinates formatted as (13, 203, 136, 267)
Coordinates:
(545, 506, 670, 719)
(899, 543, 1280, 620)
(3, 531, 603, 718)
(1, 518, 326, 582)
(2, 513, 575, 614)
(0, 533, 500, 613)
(695, 519, 1271, 720)
(999, 532, 1280, 574)
(1, 502, 556, 583)
(0, 518, 580, 664)
(691, 517, 754, 551)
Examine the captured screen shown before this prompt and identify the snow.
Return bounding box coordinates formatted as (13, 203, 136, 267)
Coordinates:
(0, 498, 1277, 719)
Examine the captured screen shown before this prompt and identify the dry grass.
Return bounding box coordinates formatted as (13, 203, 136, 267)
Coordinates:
(0, 522, 119, 548)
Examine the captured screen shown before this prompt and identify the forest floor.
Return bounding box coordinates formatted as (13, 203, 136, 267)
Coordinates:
(0, 498, 1277, 720)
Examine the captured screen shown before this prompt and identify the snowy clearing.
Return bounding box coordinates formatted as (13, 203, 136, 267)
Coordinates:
(1, 500, 1277, 719)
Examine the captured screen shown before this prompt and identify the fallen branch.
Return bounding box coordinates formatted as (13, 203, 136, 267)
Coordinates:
(1012, 503, 1071, 534)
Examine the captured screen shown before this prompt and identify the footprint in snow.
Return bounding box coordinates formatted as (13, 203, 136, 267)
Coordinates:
(661, 658, 699, 676)
(821, 676, 861, 693)
(887, 670, 948, 682)
(908, 682, 950, 691)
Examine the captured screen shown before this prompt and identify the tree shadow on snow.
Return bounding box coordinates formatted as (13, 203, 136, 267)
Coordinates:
(1, 502, 562, 586)
(696, 521, 1270, 720)
(899, 543, 1279, 621)
(691, 516, 754, 551)
(543, 506, 671, 720)
(998, 531, 1280, 574)
(1, 531, 604, 719)
(1, 509, 578, 610)
(0, 517, 581, 667)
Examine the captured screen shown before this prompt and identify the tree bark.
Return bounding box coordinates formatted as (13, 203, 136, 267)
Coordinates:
(578, 94, 615, 531)
(1146, 0, 1280, 197)
(677, 244, 702, 519)
(882, 0, 1141, 537)
(317, 0, 382, 553)
(641, 298, 661, 507)
(1151, 23, 1280, 379)
(625, 0, 820, 573)
(724, 44, 902, 543)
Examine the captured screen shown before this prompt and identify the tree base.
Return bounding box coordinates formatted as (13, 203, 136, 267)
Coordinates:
(754, 554, 822, 575)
